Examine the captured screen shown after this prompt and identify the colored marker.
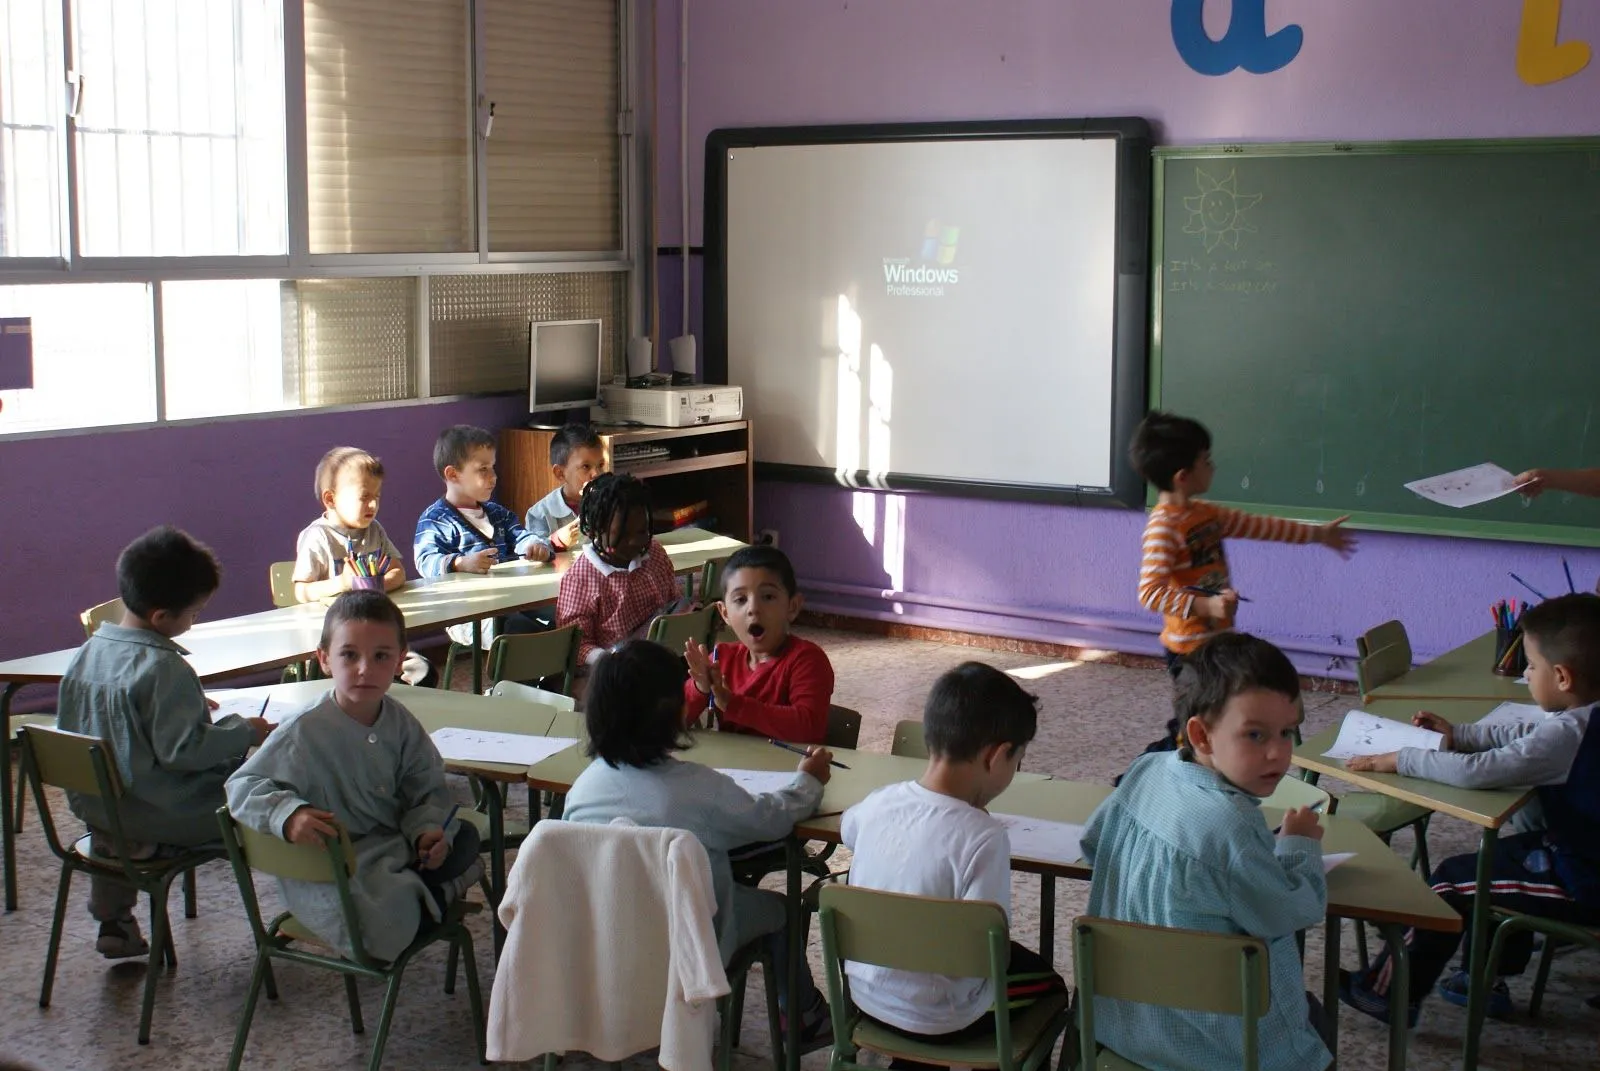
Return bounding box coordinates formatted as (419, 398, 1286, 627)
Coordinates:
(441, 804, 459, 831)
(769, 738, 850, 770)
(1508, 572, 1547, 602)
(1564, 558, 1576, 594)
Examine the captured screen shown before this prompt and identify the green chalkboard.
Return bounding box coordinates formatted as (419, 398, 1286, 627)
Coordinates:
(1153, 140, 1600, 547)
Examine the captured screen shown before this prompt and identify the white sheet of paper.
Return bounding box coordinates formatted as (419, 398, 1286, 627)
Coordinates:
(717, 768, 800, 796)
(1404, 463, 1529, 509)
(1477, 701, 1549, 730)
(992, 813, 1088, 868)
(1515, 676, 1530, 686)
(1323, 711, 1444, 761)
(207, 691, 304, 726)
(1323, 852, 1356, 874)
(490, 557, 550, 572)
(429, 728, 577, 767)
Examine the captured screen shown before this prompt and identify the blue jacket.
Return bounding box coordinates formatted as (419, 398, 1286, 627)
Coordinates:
(413, 497, 538, 578)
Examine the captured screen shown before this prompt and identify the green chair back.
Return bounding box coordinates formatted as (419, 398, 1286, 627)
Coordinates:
(489, 679, 577, 712)
(22, 725, 122, 799)
(1357, 642, 1412, 698)
(486, 625, 580, 693)
(227, 813, 357, 884)
(1356, 619, 1411, 663)
(1074, 917, 1269, 1071)
(890, 719, 927, 759)
(79, 597, 124, 638)
(647, 605, 719, 652)
(267, 561, 298, 608)
(699, 557, 731, 601)
(826, 704, 862, 750)
(821, 883, 1003, 977)
(1261, 774, 1332, 815)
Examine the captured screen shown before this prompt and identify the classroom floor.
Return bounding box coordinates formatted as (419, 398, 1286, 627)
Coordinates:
(0, 627, 1595, 1071)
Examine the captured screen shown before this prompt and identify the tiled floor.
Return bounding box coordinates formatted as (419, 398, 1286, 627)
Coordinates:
(0, 627, 1594, 1070)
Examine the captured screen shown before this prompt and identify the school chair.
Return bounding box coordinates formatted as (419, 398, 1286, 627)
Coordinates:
(489, 678, 576, 712)
(890, 719, 928, 759)
(266, 562, 319, 683)
(826, 704, 862, 750)
(697, 557, 737, 646)
(79, 596, 125, 636)
(21, 726, 222, 1045)
(1261, 775, 1332, 814)
(440, 624, 580, 695)
(216, 806, 486, 1071)
(1069, 916, 1268, 1071)
(817, 885, 1071, 1071)
(647, 604, 719, 652)
(1471, 912, 1600, 1046)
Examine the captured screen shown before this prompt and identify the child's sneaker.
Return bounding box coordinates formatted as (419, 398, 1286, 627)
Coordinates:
(1338, 968, 1419, 1028)
(96, 917, 150, 959)
(439, 858, 485, 908)
(1437, 970, 1513, 1020)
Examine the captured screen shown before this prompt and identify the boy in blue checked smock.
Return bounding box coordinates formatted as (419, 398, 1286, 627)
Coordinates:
(1082, 633, 1330, 1071)
(523, 422, 605, 556)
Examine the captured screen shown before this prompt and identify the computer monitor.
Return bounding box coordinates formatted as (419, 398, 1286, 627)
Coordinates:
(528, 318, 603, 413)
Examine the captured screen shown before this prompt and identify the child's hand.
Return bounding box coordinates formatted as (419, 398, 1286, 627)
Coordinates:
(1513, 469, 1547, 498)
(1344, 751, 1400, 774)
(246, 717, 274, 745)
(1202, 590, 1239, 620)
(524, 543, 552, 563)
(553, 519, 582, 550)
(284, 806, 338, 846)
(684, 639, 715, 694)
(338, 566, 357, 590)
(415, 829, 448, 870)
(798, 746, 835, 785)
(457, 548, 498, 573)
(1318, 515, 1358, 558)
(1412, 711, 1455, 750)
(1278, 805, 1324, 841)
(206, 697, 220, 711)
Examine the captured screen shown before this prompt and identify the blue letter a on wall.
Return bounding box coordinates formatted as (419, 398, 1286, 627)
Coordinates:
(1171, 0, 1304, 75)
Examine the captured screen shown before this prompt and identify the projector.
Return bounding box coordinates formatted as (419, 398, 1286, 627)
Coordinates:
(600, 384, 743, 427)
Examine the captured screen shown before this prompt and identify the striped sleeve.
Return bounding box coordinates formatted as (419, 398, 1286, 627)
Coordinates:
(1137, 517, 1195, 617)
(1215, 506, 1319, 545)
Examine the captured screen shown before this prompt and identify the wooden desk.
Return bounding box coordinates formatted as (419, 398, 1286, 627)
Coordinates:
(1294, 697, 1532, 1071)
(1365, 632, 1532, 703)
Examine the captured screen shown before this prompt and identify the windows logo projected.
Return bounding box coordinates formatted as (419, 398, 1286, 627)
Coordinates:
(884, 219, 961, 297)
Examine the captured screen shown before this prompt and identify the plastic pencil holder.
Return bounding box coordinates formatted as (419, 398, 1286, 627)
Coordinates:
(349, 575, 385, 592)
(1492, 626, 1528, 677)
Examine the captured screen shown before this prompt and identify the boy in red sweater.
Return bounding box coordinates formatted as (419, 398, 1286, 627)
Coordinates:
(683, 546, 835, 744)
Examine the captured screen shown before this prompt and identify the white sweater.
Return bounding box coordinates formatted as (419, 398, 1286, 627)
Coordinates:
(487, 819, 730, 1071)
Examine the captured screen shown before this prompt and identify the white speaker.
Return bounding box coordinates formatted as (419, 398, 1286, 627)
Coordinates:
(626, 336, 654, 379)
(669, 334, 697, 379)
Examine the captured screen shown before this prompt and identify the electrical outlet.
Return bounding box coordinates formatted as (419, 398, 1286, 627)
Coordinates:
(757, 528, 780, 548)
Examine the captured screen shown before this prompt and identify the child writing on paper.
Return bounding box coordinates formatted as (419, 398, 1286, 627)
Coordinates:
(1130, 412, 1356, 753)
(683, 546, 835, 744)
(561, 639, 835, 1042)
(57, 526, 272, 958)
(293, 446, 432, 686)
(1340, 592, 1600, 1024)
(524, 422, 605, 556)
(226, 591, 483, 962)
(841, 663, 1064, 1057)
(1082, 633, 1329, 1071)
(556, 473, 681, 673)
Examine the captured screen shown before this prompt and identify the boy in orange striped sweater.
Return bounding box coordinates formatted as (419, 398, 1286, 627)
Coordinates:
(1131, 412, 1357, 750)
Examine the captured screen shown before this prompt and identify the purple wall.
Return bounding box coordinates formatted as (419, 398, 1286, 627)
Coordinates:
(657, 0, 1600, 668)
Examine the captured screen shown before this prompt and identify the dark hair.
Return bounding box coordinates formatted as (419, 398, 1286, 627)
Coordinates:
(923, 662, 1038, 762)
(315, 445, 384, 502)
(584, 639, 690, 768)
(1173, 633, 1301, 739)
(1129, 411, 1212, 491)
(720, 545, 798, 597)
(433, 425, 496, 477)
(578, 472, 651, 555)
(117, 526, 222, 619)
(551, 423, 604, 468)
(1520, 593, 1600, 688)
(319, 590, 407, 650)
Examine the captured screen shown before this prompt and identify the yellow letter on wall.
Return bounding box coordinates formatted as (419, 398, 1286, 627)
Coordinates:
(1518, 0, 1591, 85)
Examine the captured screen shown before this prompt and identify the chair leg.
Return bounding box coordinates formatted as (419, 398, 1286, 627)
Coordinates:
(441, 643, 462, 690)
(12, 755, 27, 834)
(1411, 816, 1432, 877)
(183, 868, 198, 919)
(717, 990, 736, 1071)
(445, 936, 460, 995)
(729, 967, 748, 1048)
(1529, 938, 1558, 1018)
(763, 953, 784, 1071)
(227, 953, 273, 1071)
(366, 971, 406, 1071)
(139, 889, 173, 1044)
(457, 929, 488, 1065)
(40, 865, 73, 1008)
(344, 974, 366, 1034)
(263, 960, 280, 1002)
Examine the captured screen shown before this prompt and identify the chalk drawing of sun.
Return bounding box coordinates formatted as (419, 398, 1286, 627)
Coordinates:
(1183, 168, 1263, 253)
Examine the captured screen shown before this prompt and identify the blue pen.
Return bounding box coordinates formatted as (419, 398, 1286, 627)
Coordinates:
(441, 805, 459, 831)
(1564, 558, 1576, 594)
(1508, 572, 1548, 602)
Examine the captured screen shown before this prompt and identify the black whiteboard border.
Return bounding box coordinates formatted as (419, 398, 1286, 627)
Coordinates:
(703, 117, 1153, 509)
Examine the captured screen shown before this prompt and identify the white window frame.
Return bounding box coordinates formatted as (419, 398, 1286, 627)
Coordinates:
(0, 0, 646, 438)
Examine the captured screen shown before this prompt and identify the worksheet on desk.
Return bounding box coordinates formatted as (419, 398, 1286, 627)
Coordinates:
(991, 813, 1087, 867)
(1323, 711, 1443, 760)
(430, 728, 578, 766)
(1476, 702, 1549, 730)
(207, 691, 307, 725)
(717, 769, 800, 796)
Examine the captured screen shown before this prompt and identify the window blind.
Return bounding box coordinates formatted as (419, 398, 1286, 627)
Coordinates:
(281, 278, 417, 405)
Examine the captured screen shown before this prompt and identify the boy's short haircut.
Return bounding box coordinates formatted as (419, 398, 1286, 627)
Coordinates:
(578, 471, 651, 549)
(1520, 593, 1600, 687)
(1130, 411, 1212, 492)
(1174, 632, 1301, 732)
(720, 545, 798, 597)
(550, 423, 604, 468)
(923, 662, 1038, 762)
(584, 639, 690, 768)
(318, 589, 407, 650)
(432, 425, 496, 477)
(314, 446, 384, 502)
(117, 526, 222, 619)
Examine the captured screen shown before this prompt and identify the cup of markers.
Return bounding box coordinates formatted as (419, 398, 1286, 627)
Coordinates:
(1491, 599, 1528, 677)
(346, 546, 390, 592)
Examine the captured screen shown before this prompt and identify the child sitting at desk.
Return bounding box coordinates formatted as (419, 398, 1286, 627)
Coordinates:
(556, 472, 681, 671)
(1082, 633, 1329, 1071)
(683, 546, 834, 744)
(561, 639, 834, 1042)
(1340, 592, 1600, 1024)
(840, 662, 1062, 1059)
(57, 526, 272, 958)
(415, 424, 551, 653)
(226, 591, 482, 962)
(293, 446, 431, 686)
(524, 423, 605, 556)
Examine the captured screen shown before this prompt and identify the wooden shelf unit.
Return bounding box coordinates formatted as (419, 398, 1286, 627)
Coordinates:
(498, 420, 754, 543)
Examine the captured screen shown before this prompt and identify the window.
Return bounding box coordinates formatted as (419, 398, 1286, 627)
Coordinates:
(161, 279, 287, 419)
(0, 283, 154, 432)
(0, 0, 65, 257)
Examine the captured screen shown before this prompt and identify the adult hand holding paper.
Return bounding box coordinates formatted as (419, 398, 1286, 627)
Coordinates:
(1404, 463, 1531, 509)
